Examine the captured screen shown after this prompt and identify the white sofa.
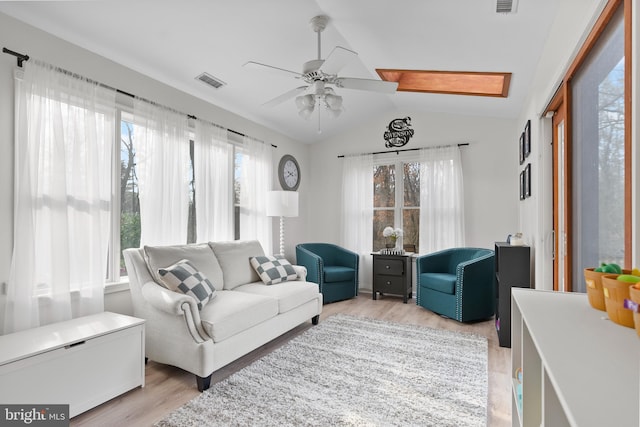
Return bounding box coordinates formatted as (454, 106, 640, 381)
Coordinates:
(123, 240, 323, 391)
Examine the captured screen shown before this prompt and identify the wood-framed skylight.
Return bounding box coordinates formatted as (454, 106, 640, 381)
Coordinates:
(376, 69, 512, 98)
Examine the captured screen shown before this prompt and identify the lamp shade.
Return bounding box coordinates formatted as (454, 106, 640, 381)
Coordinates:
(266, 191, 299, 217)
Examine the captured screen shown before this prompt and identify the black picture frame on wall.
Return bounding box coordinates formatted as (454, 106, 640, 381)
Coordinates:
(525, 163, 531, 197)
(524, 120, 531, 159)
(519, 132, 525, 165)
(519, 170, 525, 200)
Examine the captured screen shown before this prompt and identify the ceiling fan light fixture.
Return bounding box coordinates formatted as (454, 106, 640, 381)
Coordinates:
(295, 94, 315, 109)
(296, 94, 316, 120)
(324, 93, 343, 110)
(325, 106, 342, 119)
(298, 106, 315, 120)
(250, 14, 396, 130)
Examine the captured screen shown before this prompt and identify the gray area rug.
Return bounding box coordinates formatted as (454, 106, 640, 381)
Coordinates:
(156, 314, 488, 427)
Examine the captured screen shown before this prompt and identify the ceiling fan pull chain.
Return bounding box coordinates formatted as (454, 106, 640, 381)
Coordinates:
(317, 98, 322, 134)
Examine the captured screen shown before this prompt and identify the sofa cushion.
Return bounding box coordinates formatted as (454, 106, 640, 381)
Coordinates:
(144, 244, 224, 291)
(157, 259, 217, 309)
(209, 240, 265, 290)
(234, 281, 319, 314)
(420, 272, 456, 295)
(250, 255, 298, 285)
(199, 291, 278, 342)
(324, 266, 356, 283)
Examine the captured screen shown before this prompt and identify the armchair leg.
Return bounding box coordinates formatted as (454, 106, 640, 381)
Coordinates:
(196, 374, 212, 392)
(312, 315, 320, 325)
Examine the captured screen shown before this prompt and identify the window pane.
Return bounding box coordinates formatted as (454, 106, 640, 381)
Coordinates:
(187, 140, 196, 244)
(234, 151, 242, 240)
(597, 59, 625, 262)
(403, 208, 419, 252)
(403, 162, 420, 207)
(120, 120, 140, 275)
(571, 7, 624, 291)
(373, 210, 395, 251)
(374, 165, 395, 208)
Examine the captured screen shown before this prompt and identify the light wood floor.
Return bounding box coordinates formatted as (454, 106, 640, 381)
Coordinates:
(71, 294, 512, 426)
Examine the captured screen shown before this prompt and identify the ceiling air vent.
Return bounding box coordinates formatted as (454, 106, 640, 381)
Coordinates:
(195, 72, 226, 89)
(496, 0, 518, 13)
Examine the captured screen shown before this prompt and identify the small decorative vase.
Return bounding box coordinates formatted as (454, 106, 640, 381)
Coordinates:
(385, 237, 396, 248)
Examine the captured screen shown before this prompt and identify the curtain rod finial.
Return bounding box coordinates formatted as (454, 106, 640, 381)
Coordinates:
(2, 47, 29, 67)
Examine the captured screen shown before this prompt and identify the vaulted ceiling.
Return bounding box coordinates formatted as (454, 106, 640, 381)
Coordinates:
(0, 0, 560, 143)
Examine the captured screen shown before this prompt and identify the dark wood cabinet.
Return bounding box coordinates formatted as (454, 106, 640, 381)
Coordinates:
(372, 253, 412, 303)
(494, 242, 531, 347)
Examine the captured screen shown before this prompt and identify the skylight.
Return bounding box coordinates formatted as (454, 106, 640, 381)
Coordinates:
(376, 69, 511, 98)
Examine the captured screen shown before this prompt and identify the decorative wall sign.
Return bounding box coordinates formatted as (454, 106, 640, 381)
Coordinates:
(524, 120, 531, 159)
(383, 117, 414, 148)
(525, 163, 531, 197)
(519, 132, 525, 165)
(518, 120, 532, 202)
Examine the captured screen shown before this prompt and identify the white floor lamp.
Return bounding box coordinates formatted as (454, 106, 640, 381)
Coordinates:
(266, 191, 299, 257)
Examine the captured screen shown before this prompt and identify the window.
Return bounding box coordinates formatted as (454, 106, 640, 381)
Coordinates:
(114, 115, 235, 280)
(570, 5, 626, 291)
(119, 119, 140, 277)
(234, 151, 243, 240)
(373, 160, 420, 252)
(548, 0, 630, 291)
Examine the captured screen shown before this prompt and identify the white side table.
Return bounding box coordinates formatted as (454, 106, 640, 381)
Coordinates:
(0, 312, 145, 418)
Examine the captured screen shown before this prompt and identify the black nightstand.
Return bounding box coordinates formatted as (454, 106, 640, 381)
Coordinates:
(372, 253, 413, 303)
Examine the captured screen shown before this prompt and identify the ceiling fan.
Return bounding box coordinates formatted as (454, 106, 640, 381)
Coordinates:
(244, 15, 398, 124)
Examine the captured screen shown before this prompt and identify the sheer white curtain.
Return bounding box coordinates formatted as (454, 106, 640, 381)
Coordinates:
(133, 100, 190, 246)
(239, 136, 273, 251)
(4, 61, 116, 334)
(340, 154, 374, 287)
(194, 121, 233, 242)
(419, 146, 465, 253)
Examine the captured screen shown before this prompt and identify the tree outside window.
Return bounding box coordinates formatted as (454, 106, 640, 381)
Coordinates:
(120, 120, 140, 276)
(118, 120, 197, 277)
(373, 161, 420, 252)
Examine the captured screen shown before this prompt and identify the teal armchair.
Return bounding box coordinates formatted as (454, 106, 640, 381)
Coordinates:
(296, 243, 359, 304)
(416, 247, 495, 322)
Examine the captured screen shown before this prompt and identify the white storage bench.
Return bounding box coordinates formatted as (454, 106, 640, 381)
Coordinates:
(0, 312, 145, 418)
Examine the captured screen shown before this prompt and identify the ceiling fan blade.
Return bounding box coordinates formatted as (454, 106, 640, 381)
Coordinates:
(243, 61, 302, 78)
(262, 86, 308, 108)
(335, 77, 399, 93)
(319, 46, 357, 75)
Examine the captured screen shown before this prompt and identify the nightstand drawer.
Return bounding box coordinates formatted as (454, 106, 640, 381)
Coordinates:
(374, 259, 404, 276)
(374, 275, 406, 294)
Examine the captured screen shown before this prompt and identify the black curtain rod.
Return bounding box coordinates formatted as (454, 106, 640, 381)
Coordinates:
(337, 143, 469, 158)
(2, 47, 29, 67)
(3, 47, 277, 148)
(186, 114, 277, 147)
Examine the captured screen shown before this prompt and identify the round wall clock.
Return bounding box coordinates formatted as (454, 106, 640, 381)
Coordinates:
(278, 154, 300, 191)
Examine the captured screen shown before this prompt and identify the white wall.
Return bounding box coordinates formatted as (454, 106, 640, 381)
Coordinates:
(515, 0, 621, 290)
(306, 111, 519, 288)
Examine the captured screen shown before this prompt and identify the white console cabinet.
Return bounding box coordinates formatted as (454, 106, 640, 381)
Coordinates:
(0, 312, 145, 418)
(511, 289, 639, 427)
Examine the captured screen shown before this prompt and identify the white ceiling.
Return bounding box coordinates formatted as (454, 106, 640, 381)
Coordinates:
(0, 0, 560, 143)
